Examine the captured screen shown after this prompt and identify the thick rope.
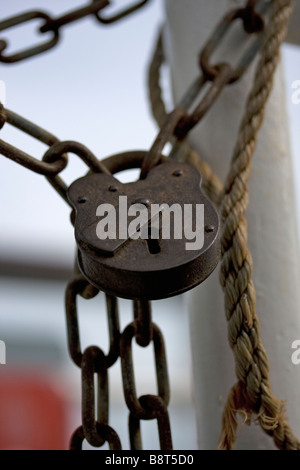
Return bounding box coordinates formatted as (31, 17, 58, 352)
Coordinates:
(148, 0, 300, 450)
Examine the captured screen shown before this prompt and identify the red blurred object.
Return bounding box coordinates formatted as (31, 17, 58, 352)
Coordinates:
(0, 369, 68, 450)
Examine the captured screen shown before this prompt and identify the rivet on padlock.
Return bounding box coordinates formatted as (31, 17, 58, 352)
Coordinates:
(67, 152, 220, 300)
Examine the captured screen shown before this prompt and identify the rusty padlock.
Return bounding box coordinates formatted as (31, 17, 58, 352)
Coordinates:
(68, 151, 220, 300)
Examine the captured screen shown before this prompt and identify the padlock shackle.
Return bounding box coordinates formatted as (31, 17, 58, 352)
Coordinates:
(102, 150, 168, 176)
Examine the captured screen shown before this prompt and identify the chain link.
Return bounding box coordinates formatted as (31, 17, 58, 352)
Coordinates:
(129, 395, 172, 450)
(43, 140, 111, 205)
(178, 0, 271, 130)
(0, 11, 60, 63)
(93, 0, 150, 25)
(0, 109, 111, 205)
(0, 108, 68, 176)
(120, 322, 170, 419)
(70, 424, 122, 450)
(81, 346, 109, 447)
(0, 0, 151, 63)
(120, 313, 172, 450)
(199, 0, 270, 83)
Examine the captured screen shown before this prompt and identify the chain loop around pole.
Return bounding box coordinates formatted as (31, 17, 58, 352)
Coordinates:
(199, 0, 272, 83)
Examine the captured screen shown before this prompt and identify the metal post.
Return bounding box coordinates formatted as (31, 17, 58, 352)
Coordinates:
(164, 0, 300, 449)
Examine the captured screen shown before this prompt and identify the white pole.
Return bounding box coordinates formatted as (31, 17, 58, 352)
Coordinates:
(164, 0, 300, 449)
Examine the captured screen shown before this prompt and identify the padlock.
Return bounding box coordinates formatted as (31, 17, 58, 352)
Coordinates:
(68, 153, 220, 300)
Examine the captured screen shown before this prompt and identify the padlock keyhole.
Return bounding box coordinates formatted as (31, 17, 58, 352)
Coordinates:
(146, 225, 160, 255)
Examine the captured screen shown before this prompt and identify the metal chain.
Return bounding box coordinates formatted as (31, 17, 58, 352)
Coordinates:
(0, 0, 272, 204)
(0, 0, 277, 451)
(66, 275, 123, 449)
(142, 0, 273, 174)
(0, 106, 111, 205)
(66, 272, 172, 450)
(0, 0, 151, 63)
(121, 301, 172, 450)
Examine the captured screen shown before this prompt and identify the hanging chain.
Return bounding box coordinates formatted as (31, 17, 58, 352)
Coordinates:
(65, 276, 122, 449)
(122, 299, 172, 450)
(0, 0, 151, 63)
(66, 272, 172, 450)
(0, 0, 280, 451)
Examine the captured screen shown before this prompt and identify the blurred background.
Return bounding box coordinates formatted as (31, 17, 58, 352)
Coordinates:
(0, 0, 299, 450)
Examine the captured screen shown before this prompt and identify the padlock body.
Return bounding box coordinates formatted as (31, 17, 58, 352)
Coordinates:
(68, 157, 220, 300)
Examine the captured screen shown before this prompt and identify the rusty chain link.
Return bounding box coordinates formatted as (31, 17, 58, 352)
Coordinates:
(0, 0, 278, 451)
(120, 318, 172, 449)
(0, 107, 68, 175)
(0, 0, 151, 63)
(0, 106, 111, 205)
